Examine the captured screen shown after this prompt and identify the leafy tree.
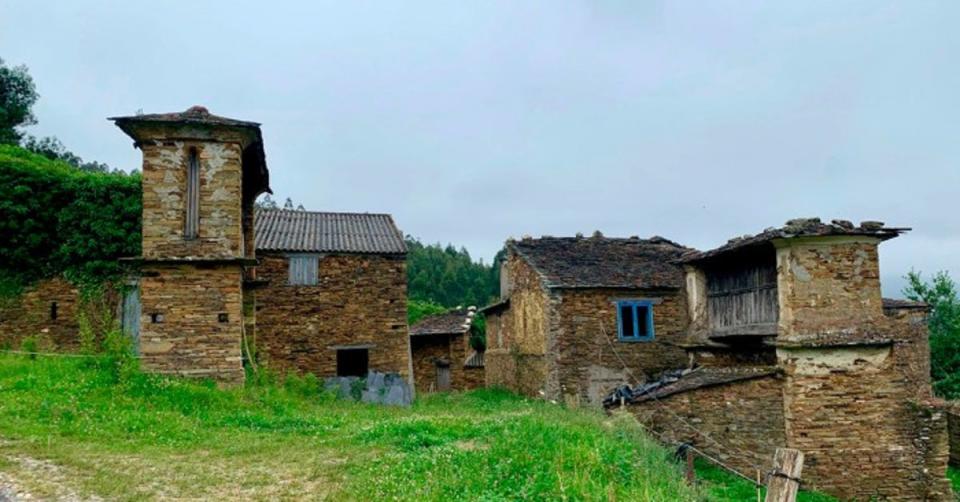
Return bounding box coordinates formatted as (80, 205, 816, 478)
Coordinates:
(0, 58, 39, 145)
(256, 193, 279, 209)
(405, 236, 500, 309)
(21, 135, 112, 172)
(902, 270, 960, 398)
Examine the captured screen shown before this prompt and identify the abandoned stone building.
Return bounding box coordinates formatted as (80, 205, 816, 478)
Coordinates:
(254, 208, 410, 378)
(409, 307, 485, 393)
(603, 218, 951, 501)
(482, 234, 692, 405)
(0, 106, 412, 384)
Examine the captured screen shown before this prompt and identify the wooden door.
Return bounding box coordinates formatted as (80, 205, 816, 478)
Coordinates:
(121, 286, 140, 353)
(436, 363, 451, 391)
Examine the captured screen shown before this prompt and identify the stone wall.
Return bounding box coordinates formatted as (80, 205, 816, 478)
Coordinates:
(139, 140, 244, 260)
(777, 320, 951, 500)
(484, 348, 515, 390)
(552, 288, 688, 406)
(625, 374, 787, 476)
(255, 253, 410, 378)
(0, 278, 81, 351)
(947, 405, 960, 466)
(139, 263, 244, 383)
(411, 332, 484, 393)
(483, 254, 552, 397)
(411, 334, 449, 393)
(776, 237, 884, 341)
(462, 366, 485, 390)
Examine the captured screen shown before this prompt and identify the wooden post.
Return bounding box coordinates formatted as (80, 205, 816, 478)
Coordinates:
(685, 449, 696, 484)
(765, 448, 804, 502)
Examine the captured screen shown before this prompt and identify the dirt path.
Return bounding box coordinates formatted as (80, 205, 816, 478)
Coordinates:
(0, 446, 102, 502)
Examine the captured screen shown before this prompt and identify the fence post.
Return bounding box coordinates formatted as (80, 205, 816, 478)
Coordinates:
(764, 448, 804, 502)
(685, 449, 696, 484)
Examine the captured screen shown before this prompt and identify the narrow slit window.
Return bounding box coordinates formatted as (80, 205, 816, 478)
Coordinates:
(50, 301, 58, 320)
(185, 147, 200, 239)
(617, 300, 655, 342)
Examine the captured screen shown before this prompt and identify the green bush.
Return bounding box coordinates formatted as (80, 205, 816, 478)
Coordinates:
(0, 144, 140, 292)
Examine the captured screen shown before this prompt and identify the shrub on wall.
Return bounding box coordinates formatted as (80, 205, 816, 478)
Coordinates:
(0, 145, 140, 294)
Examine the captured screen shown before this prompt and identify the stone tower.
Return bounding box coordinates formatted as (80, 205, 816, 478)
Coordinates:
(112, 106, 270, 383)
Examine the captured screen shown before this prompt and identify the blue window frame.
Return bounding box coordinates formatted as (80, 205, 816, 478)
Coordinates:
(617, 300, 655, 342)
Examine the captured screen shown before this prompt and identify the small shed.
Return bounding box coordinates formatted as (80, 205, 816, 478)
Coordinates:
(409, 307, 485, 393)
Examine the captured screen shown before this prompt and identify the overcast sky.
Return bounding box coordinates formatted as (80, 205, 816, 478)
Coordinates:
(2, 1, 958, 296)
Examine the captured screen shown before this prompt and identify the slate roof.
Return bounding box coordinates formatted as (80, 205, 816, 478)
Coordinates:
(109, 105, 261, 128)
(255, 208, 406, 255)
(110, 106, 270, 197)
(604, 366, 780, 407)
(680, 218, 908, 264)
(409, 308, 473, 336)
(508, 235, 691, 290)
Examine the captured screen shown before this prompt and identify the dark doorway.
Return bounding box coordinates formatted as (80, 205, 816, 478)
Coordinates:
(337, 349, 369, 377)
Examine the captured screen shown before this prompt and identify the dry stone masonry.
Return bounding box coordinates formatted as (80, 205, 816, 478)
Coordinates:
(605, 218, 952, 501)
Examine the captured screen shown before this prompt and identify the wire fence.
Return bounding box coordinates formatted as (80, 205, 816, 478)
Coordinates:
(597, 320, 769, 488)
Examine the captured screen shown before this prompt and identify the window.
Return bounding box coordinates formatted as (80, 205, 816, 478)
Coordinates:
(617, 300, 654, 342)
(337, 349, 369, 377)
(50, 301, 58, 320)
(288, 254, 319, 285)
(184, 147, 200, 239)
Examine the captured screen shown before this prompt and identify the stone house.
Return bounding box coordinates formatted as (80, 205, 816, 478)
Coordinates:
(482, 234, 692, 405)
(1, 107, 412, 385)
(606, 218, 952, 501)
(409, 307, 485, 393)
(253, 208, 411, 379)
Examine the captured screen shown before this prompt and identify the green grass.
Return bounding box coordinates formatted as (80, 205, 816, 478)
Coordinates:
(948, 466, 960, 494)
(694, 459, 836, 502)
(0, 354, 701, 501)
(0, 354, 837, 501)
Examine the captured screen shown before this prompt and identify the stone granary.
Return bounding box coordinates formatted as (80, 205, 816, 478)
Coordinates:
(482, 234, 692, 405)
(111, 106, 270, 383)
(0, 107, 412, 384)
(605, 218, 951, 501)
(409, 307, 485, 393)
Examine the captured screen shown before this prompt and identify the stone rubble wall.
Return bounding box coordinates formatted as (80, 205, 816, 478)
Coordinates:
(946, 404, 960, 466)
(0, 278, 81, 351)
(777, 320, 950, 500)
(255, 253, 410, 378)
(462, 366, 485, 390)
(552, 287, 688, 406)
(411, 334, 450, 393)
(484, 348, 516, 390)
(776, 237, 884, 340)
(139, 139, 244, 260)
(623, 374, 786, 476)
(482, 254, 551, 397)
(138, 264, 245, 383)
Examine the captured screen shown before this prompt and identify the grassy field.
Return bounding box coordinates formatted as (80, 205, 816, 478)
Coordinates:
(0, 354, 832, 501)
